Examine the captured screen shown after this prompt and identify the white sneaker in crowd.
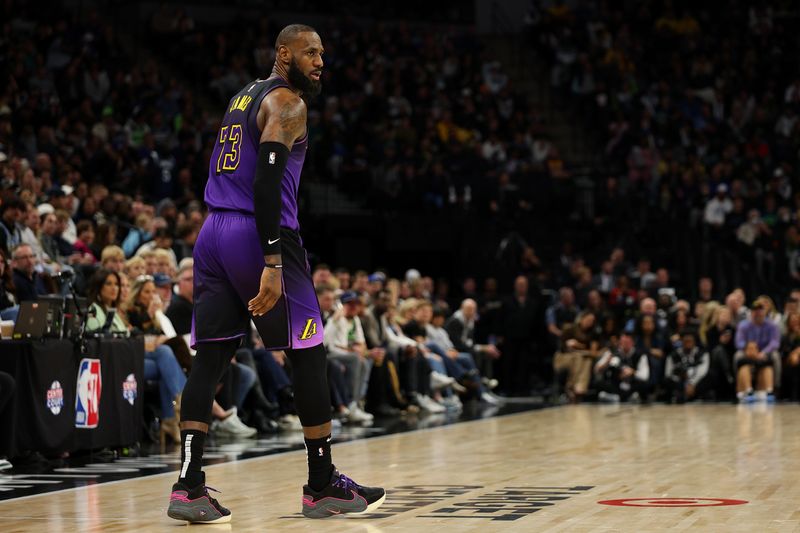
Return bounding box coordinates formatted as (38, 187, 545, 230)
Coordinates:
(430, 371, 456, 390)
(212, 407, 258, 437)
(450, 381, 468, 394)
(597, 391, 621, 403)
(278, 414, 303, 430)
(482, 377, 499, 390)
(415, 393, 446, 413)
(480, 392, 502, 405)
(440, 395, 463, 411)
(347, 402, 374, 423)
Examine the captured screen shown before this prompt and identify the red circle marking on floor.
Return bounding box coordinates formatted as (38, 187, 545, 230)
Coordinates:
(598, 498, 749, 508)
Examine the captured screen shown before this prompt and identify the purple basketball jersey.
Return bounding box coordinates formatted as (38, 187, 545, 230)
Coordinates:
(204, 76, 307, 231)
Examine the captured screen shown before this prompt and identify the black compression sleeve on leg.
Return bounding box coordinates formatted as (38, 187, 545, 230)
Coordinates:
(254, 142, 290, 258)
(181, 338, 240, 424)
(286, 343, 332, 427)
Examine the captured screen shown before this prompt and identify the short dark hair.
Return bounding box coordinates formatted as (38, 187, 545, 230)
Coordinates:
(275, 24, 317, 50)
(432, 305, 449, 319)
(0, 197, 24, 215)
(76, 219, 94, 235)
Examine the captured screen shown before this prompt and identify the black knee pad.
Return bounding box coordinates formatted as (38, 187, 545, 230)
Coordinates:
(181, 338, 239, 424)
(286, 343, 331, 427)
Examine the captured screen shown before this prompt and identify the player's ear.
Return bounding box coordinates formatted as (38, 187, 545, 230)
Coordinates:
(277, 44, 291, 65)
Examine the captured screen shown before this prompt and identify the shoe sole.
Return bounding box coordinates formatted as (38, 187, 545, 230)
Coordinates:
(167, 504, 232, 524)
(356, 492, 387, 514)
(302, 491, 387, 518)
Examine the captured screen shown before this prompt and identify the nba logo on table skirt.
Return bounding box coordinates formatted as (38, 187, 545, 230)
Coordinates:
(122, 373, 138, 406)
(46, 380, 64, 415)
(75, 358, 102, 428)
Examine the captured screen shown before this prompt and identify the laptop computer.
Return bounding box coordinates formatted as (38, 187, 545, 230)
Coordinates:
(12, 301, 52, 339)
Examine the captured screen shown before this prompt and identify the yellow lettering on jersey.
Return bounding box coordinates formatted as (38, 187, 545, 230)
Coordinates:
(215, 126, 229, 173)
(236, 95, 252, 112)
(229, 95, 252, 113)
(299, 319, 318, 340)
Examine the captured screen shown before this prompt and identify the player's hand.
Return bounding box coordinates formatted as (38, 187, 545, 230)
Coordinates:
(248, 266, 282, 316)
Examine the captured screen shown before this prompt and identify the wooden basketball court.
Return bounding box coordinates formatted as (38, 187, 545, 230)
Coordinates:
(1, 404, 797, 532)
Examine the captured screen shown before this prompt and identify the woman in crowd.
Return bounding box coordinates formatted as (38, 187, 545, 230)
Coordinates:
(0, 248, 18, 321)
(124, 256, 147, 280)
(780, 311, 800, 401)
(635, 314, 667, 389)
(669, 309, 692, 348)
(554, 311, 600, 403)
(85, 269, 129, 334)
(758, 295, 783, 328)
(121, 274, 187, 444)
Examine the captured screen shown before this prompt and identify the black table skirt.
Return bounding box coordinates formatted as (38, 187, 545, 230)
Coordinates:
(0, 338, 145, 456)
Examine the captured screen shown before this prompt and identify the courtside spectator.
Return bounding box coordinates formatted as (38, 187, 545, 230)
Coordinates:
(664, 331, 711, 403)
(735, 298, 780, 402)
(545, 287, 578, 346)
(499, 275, 540, 395)
(554, 311, 599, 402)
(0, 248, 18, 320)
(323, 291, 375, 423)
(10, 244, 46, 302)
(594, 332, 651, 402)
(780, 311, 800, 401)
(445, 298, 501, 383)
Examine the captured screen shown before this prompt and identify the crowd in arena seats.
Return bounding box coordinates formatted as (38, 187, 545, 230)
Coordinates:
(529, 0, 800, 298)
(146, 8, 563, 215)
(534, 243, 800, 404)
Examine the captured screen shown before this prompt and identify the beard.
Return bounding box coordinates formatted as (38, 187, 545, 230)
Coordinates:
(288, 58, 321, 98)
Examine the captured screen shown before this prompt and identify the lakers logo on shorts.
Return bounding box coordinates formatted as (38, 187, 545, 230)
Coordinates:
(299, 318, 318, 340)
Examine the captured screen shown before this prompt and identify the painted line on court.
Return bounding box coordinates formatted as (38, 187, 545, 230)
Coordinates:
(598, 497, 748, 507)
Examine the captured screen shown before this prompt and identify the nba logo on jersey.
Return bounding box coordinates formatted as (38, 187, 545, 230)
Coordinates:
(269, 152, 276, 164)
(75, 358, 102, 428)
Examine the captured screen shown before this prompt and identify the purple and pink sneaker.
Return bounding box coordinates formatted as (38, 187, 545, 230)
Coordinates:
(302, 467, 386, 518)
(167, 481, 232, 524)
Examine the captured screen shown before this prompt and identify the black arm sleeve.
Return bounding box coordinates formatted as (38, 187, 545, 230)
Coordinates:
(253, 141, 290, 257)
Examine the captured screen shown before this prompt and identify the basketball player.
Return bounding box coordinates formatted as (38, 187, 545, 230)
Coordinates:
(167, 24, 385, 523)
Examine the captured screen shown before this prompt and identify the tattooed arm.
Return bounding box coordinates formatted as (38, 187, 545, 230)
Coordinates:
(248, 89, 307, 317)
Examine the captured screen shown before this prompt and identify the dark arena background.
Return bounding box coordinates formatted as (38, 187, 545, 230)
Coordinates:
(1, 0, 800, 531)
